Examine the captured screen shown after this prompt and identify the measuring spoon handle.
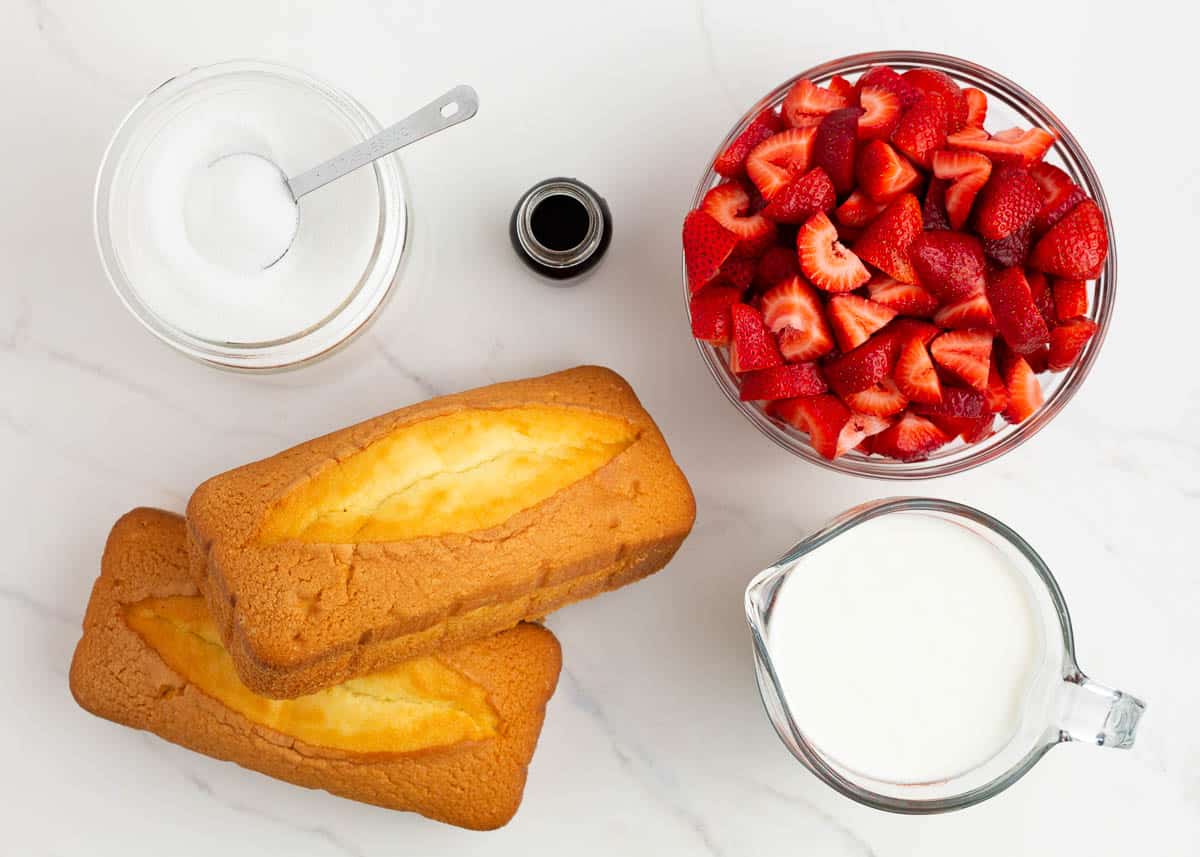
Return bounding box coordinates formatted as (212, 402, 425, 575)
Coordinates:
(287, 84, 478, 200)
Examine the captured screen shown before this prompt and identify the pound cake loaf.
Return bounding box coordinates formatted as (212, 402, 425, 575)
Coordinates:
(70, 508, 562, 830)
(188, 365, 695, 698)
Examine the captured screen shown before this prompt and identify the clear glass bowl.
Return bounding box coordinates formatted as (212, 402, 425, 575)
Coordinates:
(95, 60, 408, 371)
(684, 51, 1116, 478)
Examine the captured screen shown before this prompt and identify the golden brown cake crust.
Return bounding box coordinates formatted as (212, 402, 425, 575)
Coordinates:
(187, 365, 695, 698)
(69, 509, 562, 831)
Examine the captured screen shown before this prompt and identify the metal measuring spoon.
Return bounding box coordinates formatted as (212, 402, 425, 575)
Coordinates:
(214, 85, 478, 269)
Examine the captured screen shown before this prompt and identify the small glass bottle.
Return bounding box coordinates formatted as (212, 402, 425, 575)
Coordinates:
(510, 178, 611, 282)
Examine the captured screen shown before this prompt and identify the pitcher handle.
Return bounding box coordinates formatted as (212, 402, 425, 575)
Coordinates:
(1056, 671, 1146, 749)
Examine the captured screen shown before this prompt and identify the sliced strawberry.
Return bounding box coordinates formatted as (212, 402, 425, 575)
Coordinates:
(982, 220, 1034, 268)
(835, 190, 889, 228)
(984, 357, 1009, 413)
(797, 212, 871, 293)
(824, 332, 896, 396)
(855, 66, 921, 109)
(852, 193, 923, 284)
(1024, 344, 1050, 374)
(701, 183, 776, 251)
(769, 394, 852, 460)
(985, 266, 1051, 354)
(729, 303, 783, 372)
(1052, 279, 1088, 321)
(684, 209, 738, 293)
(973, 165, 1043, 240)
(689, 284, 742, 344)
(762, 167, 837, 224)
(931, 149, 992, 231)
(844, 379, 908, 416)
(867, 275, 940, 317)
(857, 140, 922, 203)
(930, 329, 992, 391)
(886, 317, 942, 347)
(908, 230, 987, 302)
(1002, 355, 1043, 423)
(891, 94, 950, 169)
(1026, 268, 1056, 330)
(755, 245, 800, 287)
(1028, 161, 1086, 234)
(827, 295, 898, 351)
(931, 413, 995, 443)
(857, 85, 902, 141)
(933, 290, 994, 329)
(1047, 317, 1098, 372)
(903, 68, 967, 131)
(745, 128, 818, 200)
(894, 336, 942, 404)
(912, 386, 987, 419)
(719, 256, 756, 290)
(963, 87, 987, 127)
(946, 126, 1057, 166)
(828, 75, 857, 103)
(836, 411, 895, 456)
(761, 277, 835, 361)
(715, 108, 786, 178)
(782, 79, 850, 127)
(872, 411, 950, 461)
(923, 178, 951, 231)
(1029, 200, 1109, 279)
(739, 362, 828, 400)
(814, 108, 862, 196)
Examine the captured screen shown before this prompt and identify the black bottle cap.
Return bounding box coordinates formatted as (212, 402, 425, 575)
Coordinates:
(510, 178, 611, 282)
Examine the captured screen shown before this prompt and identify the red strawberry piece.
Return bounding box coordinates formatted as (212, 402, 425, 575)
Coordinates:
(902, 68, 967, 131)
(836, 190, 888, 228)
(715, 108, 786, 178)
(923, 178, 951, 231)
(930, 329, 992, 391)
(912, 385, 987, 419)
(684, 210, 738, 293)
(814, 108, 862, 196)
(782, 79, 850, 126)
(689, 284, 742, 344)
(886, 317, 941, 346)
(984, 357, 1009, 413)
(828, 75, 857, 103)
(933, 290, 994, 329)
(1026, 268, 1056, 330)
(891, 94, 950, 169)
(872, 411, 950, 461)
(738, 362, 828, 400)
(946, 126, 1058, 166)
(1028, 162, 1086, 234)
(929, 413, 994, 443)
(769, 394, 852, 460)
(761, 277, 835, 361)
(931, 149, 992, 231)
(729, 303, 784, 372)
(973, 165, 1042, 240)
(963, 87, 987, 127)
(1029, 200, 1109, 279)
(718, 255, 756, 290)
(701, 183, 777, 254)
(855, 66, 921, 109)
(852, 193, 923, 284)
(867, 275, 940, 317)
(857, 86, 902, 141)
(982, 220, 1034, 268)
(857, 140, 922, 203)
(797, 212, 871, 293)
(1052, 279, 1088, 321)
(1001, 355, 1043, 423)
(985, 266, 1051, 354)
(908, 230, 986, 302)
(823, 332, 896, 396)
(746, 128, 818, 200)
(763, 167, 837, 224)
(755, 245, 800, 287)
(836, 411, 896, 456)
(827, 294, 898, 351)
(1047, 317, 1099, 371)
(844, 378, 908, 416)
(894, 336, 942, 404)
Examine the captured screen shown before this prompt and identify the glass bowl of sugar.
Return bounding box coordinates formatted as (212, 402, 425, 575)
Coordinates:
(94, 60, 408, 370)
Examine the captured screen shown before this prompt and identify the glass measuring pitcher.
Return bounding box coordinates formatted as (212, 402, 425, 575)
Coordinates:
(744, 497, 1145, 813)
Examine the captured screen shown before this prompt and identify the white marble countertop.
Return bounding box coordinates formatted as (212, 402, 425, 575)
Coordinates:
(4, 0, 1197, 853)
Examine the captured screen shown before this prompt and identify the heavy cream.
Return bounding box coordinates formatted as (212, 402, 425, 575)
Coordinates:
(766, 512, 1049, 785)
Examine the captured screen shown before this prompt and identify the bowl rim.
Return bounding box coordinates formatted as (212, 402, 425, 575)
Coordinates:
(684, 50, 1116, 479)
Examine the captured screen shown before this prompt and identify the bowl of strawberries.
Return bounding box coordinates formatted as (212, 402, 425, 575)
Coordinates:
(683, 50, 1114, 478)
